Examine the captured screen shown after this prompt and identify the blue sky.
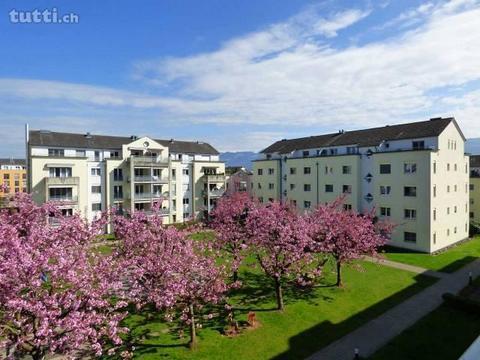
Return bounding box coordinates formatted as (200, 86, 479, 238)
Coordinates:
(1, 0, 480, 156)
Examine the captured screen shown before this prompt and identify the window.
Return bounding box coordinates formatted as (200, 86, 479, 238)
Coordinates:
(454, 227, 458, 234)
(268, 183, 274, 190)
(433, 232, 436, 244)
(342, 166, 351, 174)
(76, 149, 86, 157)
(91, 186, 101, 194)
(454, 164, 458, 171)
(380, 164, 391, 174)
(49, 167, 72, 178)
(302, 150, 310, 157)
(3, 174, 9, 180)
(304, 167, 311, 174)
(61, 208, 73, 217)
(404, 232, 417, 243)
(180, 168, 188, 176)
(433, 185, 437, 197)
(447, 163, 450, 171)
(471, 184, 475, 191)
(304, 184, 311, 192)
(258, 183, 262, 189)
(183, 198, 189, 205)
(380, 186, 391, 195)
(454, 206, 457, 213)
(304, 201, 311, 209)
(325, 184, 334, 192)
(447, 229, 450, 236)
(113, 168, 123, 181)
(48, 148, 64, 157)
(412, 141, 425, 150)
(471, 212, 475, 219)
(290, 168, 296, 175)
(447, 207, 450, 215)
(404, 163, 417, 174)
(380, 207, 391, 217)
(91, 168, 101, 176)
(92, 203, 102, 211)
(404, 209, 417, 219)
(347, 146, 358, 154)
(342, 185, 352, 194)
(454, 185, 457, 192)
(433, 161, 437, 174)
(110, 150, 120, 159)
(404, 186, 417, 197)
(268, 168, 275, 175)
(257, 169, 263, 175)
(49, 187, 72, 200)
(258, 197, 263, 203)
(290, 200, 297, 207)
(329, 148, 338, 155)
(113, 186, 123, 199)
(290, 184, 296, 190)
(447, 185, 450, 193)
(433, 209, 437, 220)
(344, 204, 352, 211)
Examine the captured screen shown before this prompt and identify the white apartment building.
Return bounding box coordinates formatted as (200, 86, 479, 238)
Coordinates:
(253, 117, 469, 253)
(27, 129, 226, 224)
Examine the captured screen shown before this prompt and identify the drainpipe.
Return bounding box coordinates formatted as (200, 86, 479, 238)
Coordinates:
(316, 162, 320, 205)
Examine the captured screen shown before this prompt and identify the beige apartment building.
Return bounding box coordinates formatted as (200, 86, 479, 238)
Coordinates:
(469, 155, 480, 224)
(27, 128, 225, 224)
(0, 158, 26, 207)
(253, 117, 469, 253)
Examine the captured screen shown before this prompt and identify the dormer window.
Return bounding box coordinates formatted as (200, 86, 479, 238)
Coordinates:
(302, 150, 310, 157)
(412, 141, 425, 150)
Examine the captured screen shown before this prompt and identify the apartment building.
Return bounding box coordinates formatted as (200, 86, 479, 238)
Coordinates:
(0, 158, 26, 206)
(27, 129, 225, 224)
(225, 166, 253, 196)
(253, 117, 469, 253)
(469, 155, 480, 224)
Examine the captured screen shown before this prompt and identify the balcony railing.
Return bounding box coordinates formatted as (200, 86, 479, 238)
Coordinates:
(204, 173, 226, 182)
(202, 188, 225, 197)
(134, 192, 169, 200)
(46, 177, 80, 186)
(48, 196, 78, 203)
(133, 175, 169, 183)
(138, 208, 171, 216)
(132, 156, 169, 167)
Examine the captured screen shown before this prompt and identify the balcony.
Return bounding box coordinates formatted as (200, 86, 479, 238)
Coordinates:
(204, 173, 226, 182)
(138, 208, 171, 216)
(202, 188, 225, 198)
(132, 156, 169, 167)
(48, 196, 78, 204)
(133, 192, 169, 201)
(133, 175, 169, 183)
(46, 177, 80, 186)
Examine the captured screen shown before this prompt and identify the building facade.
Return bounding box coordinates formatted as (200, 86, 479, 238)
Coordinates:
(27, 130, 225, 224)
(225, 166, 253, 196)
(469, 155, 480, 224)
(0, 158, 26, 206)
(253, 117, 469, 253)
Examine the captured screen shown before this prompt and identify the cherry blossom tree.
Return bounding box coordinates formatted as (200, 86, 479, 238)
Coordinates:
(209, 192, 255, 282)
(308, 199, 392, 287)
(0, 194, 128, 359)
(246, 201, 317, 310)
(112, 210, 228, 349)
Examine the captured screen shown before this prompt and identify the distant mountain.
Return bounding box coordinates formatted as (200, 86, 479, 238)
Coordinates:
(467, 138, 480, 155)
(220, 152, 258, 170)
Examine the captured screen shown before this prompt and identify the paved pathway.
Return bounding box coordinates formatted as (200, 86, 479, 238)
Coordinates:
(307, 258, 480, 360)
(363, 256, 446, 279)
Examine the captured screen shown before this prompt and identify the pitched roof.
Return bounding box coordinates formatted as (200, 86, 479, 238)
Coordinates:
(261, 117, 460, 154)
(470, 155, 480, 168)
(0, 158, 25, 166)
(29, 130, 220, 155)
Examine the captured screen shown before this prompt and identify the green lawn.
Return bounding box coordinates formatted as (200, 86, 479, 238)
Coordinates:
(383, 236, 480, 273)
(119, 260, 437, 360)
(369, 303, 480, 360)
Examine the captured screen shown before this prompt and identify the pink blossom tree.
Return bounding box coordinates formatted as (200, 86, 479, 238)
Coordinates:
(112, 210, 228, 349)
(246, 202, 316, 310)
(209, 192, 255, 282)
(0, 194, 128, 359)
(308, 200, 392, 287)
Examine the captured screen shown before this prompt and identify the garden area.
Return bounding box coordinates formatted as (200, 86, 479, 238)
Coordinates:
(383, 237, 480, 273)
(1, 191, 478, 360)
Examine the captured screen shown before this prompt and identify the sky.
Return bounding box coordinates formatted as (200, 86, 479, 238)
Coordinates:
(1, 0, 480, 157)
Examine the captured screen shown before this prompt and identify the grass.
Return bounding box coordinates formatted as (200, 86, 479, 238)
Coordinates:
(369, 303, 480, 360)
(118, 259, 437, 360)
(383, 236, 480, 273)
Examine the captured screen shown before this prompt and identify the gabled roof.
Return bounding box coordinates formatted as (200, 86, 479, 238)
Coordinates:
(261, 117, 460, 154)
(29, 130, 220, 155)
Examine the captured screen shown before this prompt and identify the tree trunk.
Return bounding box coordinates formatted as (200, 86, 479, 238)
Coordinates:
(233, 270, 238, 283)
(274, 277, 284, 311)
(189, 304, 197, 349)
(31, 349, 46, 360)
(336, 260, 342, 287)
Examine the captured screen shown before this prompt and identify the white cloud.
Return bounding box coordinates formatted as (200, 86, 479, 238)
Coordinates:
(314, 9, 372, 38)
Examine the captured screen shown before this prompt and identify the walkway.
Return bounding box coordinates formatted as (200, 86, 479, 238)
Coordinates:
(363, 256, 446, 279)
(307, 258, 480, 360)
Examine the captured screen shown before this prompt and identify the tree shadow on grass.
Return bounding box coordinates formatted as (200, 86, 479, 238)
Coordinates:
(270, 273, 438, 360)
